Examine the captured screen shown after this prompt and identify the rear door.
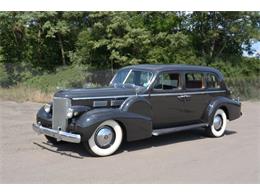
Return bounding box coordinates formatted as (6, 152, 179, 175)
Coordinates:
(181, 71, 208, 123)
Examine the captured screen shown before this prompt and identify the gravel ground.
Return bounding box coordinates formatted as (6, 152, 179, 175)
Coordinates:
(0, 100, 259, 183)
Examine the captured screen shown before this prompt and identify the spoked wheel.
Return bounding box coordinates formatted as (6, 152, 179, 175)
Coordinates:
(206, 109, 227, 137)
(84, 120, 123, 157)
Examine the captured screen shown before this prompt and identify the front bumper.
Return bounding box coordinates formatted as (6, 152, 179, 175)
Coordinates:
(32, 123, 81, 143)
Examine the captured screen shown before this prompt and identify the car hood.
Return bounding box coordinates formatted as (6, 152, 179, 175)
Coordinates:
(54, 87, 143, 99)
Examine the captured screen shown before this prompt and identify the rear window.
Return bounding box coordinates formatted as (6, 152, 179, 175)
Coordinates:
(185, 72, 204, 89)
(206, 73, 220, 89)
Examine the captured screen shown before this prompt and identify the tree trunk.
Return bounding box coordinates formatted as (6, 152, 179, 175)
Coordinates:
(37, 28, 42, 66)
(57, 32, 66, 66)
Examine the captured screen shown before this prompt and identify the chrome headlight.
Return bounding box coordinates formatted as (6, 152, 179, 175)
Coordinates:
(44, 103, 51, 113)
(66, 108, 74, 118)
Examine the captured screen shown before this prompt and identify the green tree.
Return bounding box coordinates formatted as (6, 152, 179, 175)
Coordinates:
(184, 12, 260, 64)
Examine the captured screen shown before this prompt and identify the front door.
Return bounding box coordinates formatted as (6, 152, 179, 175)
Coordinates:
(149, 71, 186, 129)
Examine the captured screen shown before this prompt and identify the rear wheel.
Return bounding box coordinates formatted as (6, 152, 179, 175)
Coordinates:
(83, 120, 123, 157)
(205, 108, 227, 137)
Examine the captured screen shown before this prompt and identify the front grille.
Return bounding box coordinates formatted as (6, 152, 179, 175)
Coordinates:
(52, 97, 71, 131)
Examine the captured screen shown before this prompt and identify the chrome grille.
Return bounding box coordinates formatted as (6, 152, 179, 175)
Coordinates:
(52, 97, 71, 131)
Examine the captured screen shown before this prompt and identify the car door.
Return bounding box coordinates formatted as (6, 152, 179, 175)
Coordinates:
(181, 71, 209, 123)
(149, 71, 186, 129)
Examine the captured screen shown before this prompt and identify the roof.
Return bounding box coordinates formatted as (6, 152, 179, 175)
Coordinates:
(123, 64, 220, 73)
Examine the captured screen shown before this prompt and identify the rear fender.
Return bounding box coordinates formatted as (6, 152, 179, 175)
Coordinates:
(202, 96, 241, 125)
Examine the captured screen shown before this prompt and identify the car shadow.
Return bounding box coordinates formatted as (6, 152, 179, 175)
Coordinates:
(33, 129, 237, 158)
(33, 141, 88, 159)
(119, 128, 237, 154)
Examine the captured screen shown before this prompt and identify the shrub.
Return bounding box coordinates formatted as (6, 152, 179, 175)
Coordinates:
(225, 76, 260, 100)
(0, 64, 9, 87)
(23, 66, 88, 92)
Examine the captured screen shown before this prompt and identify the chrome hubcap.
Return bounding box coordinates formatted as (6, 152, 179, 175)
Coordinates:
(213, 115, 223, 130)
(95, 126, 115, 148)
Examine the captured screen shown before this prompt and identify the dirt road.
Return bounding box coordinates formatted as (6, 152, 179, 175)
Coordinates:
(0, 100, 259, 183)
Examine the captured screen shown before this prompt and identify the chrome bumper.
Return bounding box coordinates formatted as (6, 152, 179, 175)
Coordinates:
(32, 123, 81, 143)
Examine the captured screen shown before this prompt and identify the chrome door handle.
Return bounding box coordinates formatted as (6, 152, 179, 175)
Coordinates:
(177, 95, 186, 100)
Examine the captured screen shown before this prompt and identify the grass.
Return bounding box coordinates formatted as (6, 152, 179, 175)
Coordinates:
(0, 85, 52, 103)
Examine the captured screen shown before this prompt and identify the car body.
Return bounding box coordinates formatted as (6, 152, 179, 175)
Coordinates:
(33, 64, 242, 156)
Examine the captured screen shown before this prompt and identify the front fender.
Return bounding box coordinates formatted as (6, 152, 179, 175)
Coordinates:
(202, 96, 241, 125)
(36, 106, 52, 128)
(74, 106, 152, 142)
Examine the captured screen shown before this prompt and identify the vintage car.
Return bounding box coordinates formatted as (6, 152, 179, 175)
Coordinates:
(33, 64, 242, 156)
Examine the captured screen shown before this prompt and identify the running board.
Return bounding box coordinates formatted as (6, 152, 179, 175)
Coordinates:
(152, 123, 208, 136)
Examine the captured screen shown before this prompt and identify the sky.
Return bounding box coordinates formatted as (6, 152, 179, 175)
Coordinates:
(252, 41, 260, 53)
(243, 41, 260, 57)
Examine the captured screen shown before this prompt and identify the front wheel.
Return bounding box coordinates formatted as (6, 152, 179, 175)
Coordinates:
(83, 120, 123, 157)
(205, 108, 227, 137)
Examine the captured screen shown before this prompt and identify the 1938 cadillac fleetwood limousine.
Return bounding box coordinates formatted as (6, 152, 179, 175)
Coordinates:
(33, 64, 242, 156)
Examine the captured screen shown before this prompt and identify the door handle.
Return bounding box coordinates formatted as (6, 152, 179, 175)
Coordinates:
(177, 95, 186, 100)
(184, 94, 191, 102)
(177, 94, 191, 102)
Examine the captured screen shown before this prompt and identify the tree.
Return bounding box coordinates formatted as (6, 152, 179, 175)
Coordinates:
(183, 12, 260, 64)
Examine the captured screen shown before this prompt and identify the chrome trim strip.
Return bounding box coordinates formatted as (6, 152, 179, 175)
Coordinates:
(73, 95, 136, 100)
(72, 90, 226, 100)
(93, 100, 108, 107)
(111, 99, 124, 106)
(32, 123, 81, 143)
(150, 90, 226, 97)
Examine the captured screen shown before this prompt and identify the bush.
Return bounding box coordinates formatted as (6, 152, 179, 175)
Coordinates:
(0, 64, 9, 87)
(23, 66, 88, 93)
(225, 76, 260, 100)
(210, 57, 260, 78)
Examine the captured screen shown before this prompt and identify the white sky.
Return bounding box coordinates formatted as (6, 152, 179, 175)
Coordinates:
(0, 0, 260, 11)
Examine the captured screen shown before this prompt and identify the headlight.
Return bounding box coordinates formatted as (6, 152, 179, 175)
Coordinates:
(44, 103, 51, 113)
(66, 108, 74, 118)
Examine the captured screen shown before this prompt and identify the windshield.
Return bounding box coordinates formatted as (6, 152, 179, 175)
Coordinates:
(111, 69, 154, 88)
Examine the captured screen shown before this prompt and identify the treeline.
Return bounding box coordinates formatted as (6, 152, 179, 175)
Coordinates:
(0, 11, 260, 87)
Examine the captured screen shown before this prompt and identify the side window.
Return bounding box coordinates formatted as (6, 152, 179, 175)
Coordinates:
(154, 72, 180, 90)
(206, 73, 220, 89)
(139, 71, 153, 87)
(185, 72, 204, 89)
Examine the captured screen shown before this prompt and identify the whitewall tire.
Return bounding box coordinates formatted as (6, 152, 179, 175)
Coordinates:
(85, 120, 123, 157)
(206, 109, 227, 137)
